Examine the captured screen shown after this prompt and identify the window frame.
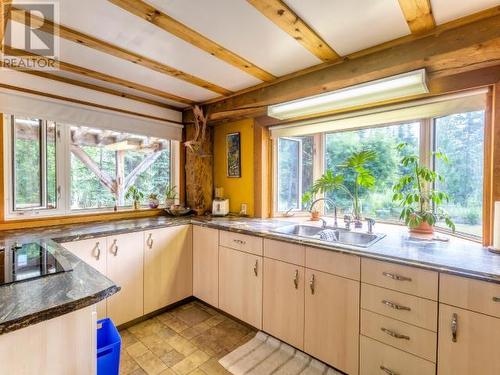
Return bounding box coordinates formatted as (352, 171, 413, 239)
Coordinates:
(272, 114, 485, 242)
(3, 114, 180, 219)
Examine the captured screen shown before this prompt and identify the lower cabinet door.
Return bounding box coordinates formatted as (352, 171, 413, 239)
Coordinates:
(219, 246, 263, 329)
(106, 232, 144, 326)
(304, 269, 359, 375)
(62, 238, 108, 320)
(144, 225, 193, 314)
(438, 304, 500, 375)
(193, 226, 219, 307)
(263, 258, 305, 349)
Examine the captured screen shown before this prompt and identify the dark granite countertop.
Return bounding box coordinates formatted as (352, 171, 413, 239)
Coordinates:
(1, 214, 500, 335)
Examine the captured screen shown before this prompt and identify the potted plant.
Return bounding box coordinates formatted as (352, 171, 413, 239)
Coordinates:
(164, 185, 177, 208)
(392, 143, 455, 234)
(301, 191, 320, 221)
(125, 186, 144, 210)
(148, 193, 160, 209)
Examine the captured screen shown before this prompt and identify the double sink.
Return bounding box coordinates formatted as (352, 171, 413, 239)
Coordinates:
(271, 224, 385, 247)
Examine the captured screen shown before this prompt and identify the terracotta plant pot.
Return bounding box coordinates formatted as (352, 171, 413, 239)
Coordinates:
(310, 211, 321, 221)
(409, 220, 434, 234)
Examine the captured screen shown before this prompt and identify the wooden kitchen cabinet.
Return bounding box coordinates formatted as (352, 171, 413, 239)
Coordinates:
(144, 225, 193, 314)
(106, 232, 144, 326)
(263, 258, 305, 349)
(62, 238, 108, 319)
(438, 303, 500, 375)
(304, 268, 359, 375)
(219, 246, 263, 329)
(193, 226, 219, 307)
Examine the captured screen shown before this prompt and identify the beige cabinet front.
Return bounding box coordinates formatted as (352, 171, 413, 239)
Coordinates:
(219, 246, 263, 329)
(193, 226, 219, 307)
(62, 238, 108, 319)
(106, 232, 144, 326)
(263, 258, 305, 349)
(438, 304, 500, 375)
(144, 225, 193, 314)
(304, 268, 359, 375)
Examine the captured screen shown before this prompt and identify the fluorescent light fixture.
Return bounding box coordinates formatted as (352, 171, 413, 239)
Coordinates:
(267, 69, 429, 120)
(105, 140, 139, 151)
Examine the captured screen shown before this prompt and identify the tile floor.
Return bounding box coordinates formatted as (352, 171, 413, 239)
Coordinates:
(119, 301, 257, 375)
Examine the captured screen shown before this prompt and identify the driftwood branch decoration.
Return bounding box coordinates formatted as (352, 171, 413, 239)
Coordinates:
(184, 105, 211, 157)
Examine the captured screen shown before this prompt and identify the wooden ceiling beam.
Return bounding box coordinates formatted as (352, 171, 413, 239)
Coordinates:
(398, 0, 436, 34)
(198, 13, 500, 121)
(108, 0, 276, 82)
(247, 0, 340, 62)
(2, 45, 195, 105)
(8, 6, 231, 96)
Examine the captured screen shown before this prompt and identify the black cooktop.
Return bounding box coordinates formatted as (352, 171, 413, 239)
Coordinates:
(0, 242, 72, 286)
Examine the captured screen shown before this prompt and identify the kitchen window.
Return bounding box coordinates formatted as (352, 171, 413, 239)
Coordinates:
(4, 115, 178, 218)
(273, 109, 486, 240)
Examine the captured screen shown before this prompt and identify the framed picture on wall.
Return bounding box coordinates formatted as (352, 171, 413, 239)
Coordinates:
(226, 132, 241, 178)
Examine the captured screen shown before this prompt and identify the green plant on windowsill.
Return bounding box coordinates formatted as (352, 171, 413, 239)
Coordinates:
(392, 143, 455, 234)
(125, 186, 144, 210)
(164, 185, 177, 208)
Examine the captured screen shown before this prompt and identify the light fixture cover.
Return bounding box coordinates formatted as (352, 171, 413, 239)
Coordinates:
(267, 69, 429, 120)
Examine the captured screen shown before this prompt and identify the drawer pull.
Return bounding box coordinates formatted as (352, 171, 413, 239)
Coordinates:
(451, 313, 458, 342)
(94, 242, 101, 260)
(309, 274, 315, 295)
(381, 327, 410, 340)
(147, 233, 153, 249)
(293, 269, 299, 289)
(382, 271, 412, 282)
(382, 299, 411, 311)
(233, 239, 246, 245)
(112, 239, 118, 256)
(380, 365, 399, 375)
(253, 259, 258, 276)
(493, 296, 500, 303)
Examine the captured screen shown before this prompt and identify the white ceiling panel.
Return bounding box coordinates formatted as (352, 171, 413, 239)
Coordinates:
(145, 0, 322, 76)
(431, 0, 500, 24)
(284, 0, 410, 56)
(34, 0, 262, 92)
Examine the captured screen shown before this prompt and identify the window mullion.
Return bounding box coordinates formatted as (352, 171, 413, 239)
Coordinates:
(40, 120, 47, 209)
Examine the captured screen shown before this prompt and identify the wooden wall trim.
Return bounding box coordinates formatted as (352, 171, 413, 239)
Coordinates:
(491, 82, 500, 245)
(253, 119, 270, 218)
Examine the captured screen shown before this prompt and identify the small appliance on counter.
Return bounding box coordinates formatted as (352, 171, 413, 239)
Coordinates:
(212, 187, 229, 216)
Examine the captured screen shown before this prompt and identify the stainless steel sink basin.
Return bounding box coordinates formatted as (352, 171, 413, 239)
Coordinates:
(271, 224, 385, 247)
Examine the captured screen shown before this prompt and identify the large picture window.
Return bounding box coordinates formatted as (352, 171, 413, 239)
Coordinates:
(274, 110, 486, 240)
(5, 116, 177, 218)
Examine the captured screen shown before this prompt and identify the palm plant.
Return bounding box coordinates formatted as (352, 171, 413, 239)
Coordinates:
(125, 186, 144, 209)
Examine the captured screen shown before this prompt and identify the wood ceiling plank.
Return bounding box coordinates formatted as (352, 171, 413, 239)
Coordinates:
(20, 70, 182, 110)
(8, 6, 231, 96)
(398, 0, 436, 34)
(2, 45, 195, 105)
(108, 0, 276, 82)
(247, 0, 340, 62)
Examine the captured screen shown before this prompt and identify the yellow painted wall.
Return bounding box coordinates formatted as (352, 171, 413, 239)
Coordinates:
(214, 118, 254, 216)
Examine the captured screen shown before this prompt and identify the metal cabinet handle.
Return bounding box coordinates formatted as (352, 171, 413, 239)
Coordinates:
(293, 269, 299, 289)
(380, 365, 399, 375)
(253, 259, 258, 276)
(147, 233, 153, 249)
(493, 296, 500, 303)
(382, 272, 412, 282)
(451, 313, 458, 342)
(381, 327, 410, 340)
(112, 239, 118, 256)
(94, 242, 101, 260)
(309, 274, 315, 295)
(382, 299, 411, 311)
(233, 239, 246, 245)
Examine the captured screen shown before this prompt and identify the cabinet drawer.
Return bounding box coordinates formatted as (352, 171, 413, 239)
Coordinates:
(440, 273, 500, 318)
(305, 247, 360, 280)
(264, 239, 305, 266)
(362, 258, 438, 300)
(361, 283, 438, 331)
(220, 231, 263, 256)
(361, 309, 437, 362)
(360, 335, 435, 375)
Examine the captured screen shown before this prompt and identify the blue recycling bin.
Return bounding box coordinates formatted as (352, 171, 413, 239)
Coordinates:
(97, 318, 121, 375)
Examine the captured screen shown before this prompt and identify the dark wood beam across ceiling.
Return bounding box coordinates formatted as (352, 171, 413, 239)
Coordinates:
(8, 6, 232, 96)
(108, 0, 276, 82)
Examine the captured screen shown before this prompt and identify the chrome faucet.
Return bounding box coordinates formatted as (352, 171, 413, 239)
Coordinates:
(309, 198, 338, 228)
(366, 218, 376, 234)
